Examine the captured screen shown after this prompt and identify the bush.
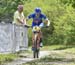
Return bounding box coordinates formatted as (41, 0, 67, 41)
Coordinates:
(0, 0, 75, 45)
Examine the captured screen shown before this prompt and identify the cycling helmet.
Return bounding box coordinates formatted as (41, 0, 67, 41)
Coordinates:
(35, 7, 41, 13)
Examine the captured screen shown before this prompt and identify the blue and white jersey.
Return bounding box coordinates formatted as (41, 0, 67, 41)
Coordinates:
(27, 13, 47, 27)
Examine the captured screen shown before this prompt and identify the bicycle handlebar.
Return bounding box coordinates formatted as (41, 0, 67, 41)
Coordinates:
(24, 25, 32, 28)
(24, 24, 49, 28)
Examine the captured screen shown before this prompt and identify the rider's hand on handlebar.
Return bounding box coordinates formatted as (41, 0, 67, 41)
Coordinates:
(46, 25, 49, 28)
(24, 24, 31, 28)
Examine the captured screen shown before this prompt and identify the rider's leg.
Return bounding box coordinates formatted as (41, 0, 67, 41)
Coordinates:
(37, 30, 42, 42)
(32, 23, 36, 48)
(39, 31, 43, 47)
(37, 32, 41, 48)
(32, 32, 35, 47)
(39, 23, 44, 47)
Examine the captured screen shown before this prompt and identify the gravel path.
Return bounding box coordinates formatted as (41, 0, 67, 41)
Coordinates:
(3, 50, 75, 65)
(4, 51, 50, 65)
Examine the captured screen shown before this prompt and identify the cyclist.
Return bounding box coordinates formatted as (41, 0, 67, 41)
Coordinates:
(26, 7, 50, 50)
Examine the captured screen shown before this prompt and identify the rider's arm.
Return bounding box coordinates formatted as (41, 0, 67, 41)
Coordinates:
(45, 18, 50, 26)
(42, 14, 50, 26)
(26, 13, 34, 21)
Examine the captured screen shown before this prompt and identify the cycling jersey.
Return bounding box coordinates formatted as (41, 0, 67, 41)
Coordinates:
(27, 13, 47, 27)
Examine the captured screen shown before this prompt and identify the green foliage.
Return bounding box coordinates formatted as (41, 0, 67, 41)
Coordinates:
(0, 0, 28, 22)
(0, 54, 17, 64)
(0, 0, 75, 45)
(23, 0, 75, 45)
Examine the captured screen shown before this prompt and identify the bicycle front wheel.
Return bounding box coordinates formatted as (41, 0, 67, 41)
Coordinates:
(33, 48, 39, 58)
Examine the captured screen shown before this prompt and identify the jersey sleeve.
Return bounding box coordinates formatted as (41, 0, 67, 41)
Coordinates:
(42, 14, 47, 20)
(27, 14, 34, 19)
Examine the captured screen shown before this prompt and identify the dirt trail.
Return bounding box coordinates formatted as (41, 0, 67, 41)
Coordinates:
(4, 50, 75, 65)
(4, 51, 50, 65)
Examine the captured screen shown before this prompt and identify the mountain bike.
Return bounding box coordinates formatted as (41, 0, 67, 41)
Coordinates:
(25, 25, 47, 58)
(32, 27, 40, 58)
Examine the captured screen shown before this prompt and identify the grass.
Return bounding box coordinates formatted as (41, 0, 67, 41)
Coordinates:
(41, 45, 65, 50)
(0, 50, 32, 65)
(41, 44, 75, 50)
(0, 53, 18, 65)
(0, 50, 31, 65)
(41, 45, 68, 51)
(64, 48, 75, 54)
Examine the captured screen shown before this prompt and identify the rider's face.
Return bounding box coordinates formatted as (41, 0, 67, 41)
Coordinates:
(36, 12, 40, 17)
